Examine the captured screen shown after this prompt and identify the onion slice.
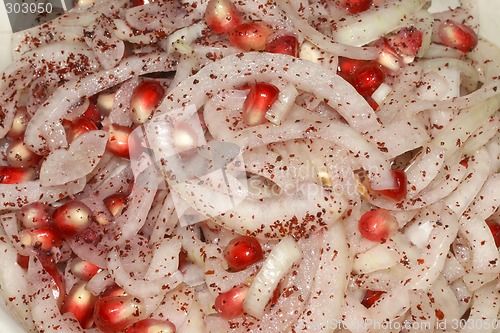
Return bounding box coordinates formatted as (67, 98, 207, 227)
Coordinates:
(243, 236, 302, 319)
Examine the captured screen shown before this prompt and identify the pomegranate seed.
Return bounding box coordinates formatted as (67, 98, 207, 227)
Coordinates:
(361, 289, 385, 308)
(204, 0, 242, 35)
(486, 220, 500, 248)
(130, 81, 165, 124)
(101, 285, 128, 298)
(372, 169, 407, 201)
(352, 62, 386, 97)
(0, 166, 36, 184)
(358, 209, 398, 242)
(438, 20, 478, 53)
(52, 200, 93, 238)
(17, 254, 29, 270)
(7, 107, 29, 139)
(342, 0, 372, 14)
(6, 139, 41, 168)
(131, 0, 155, 6)
(62, 281, 98, 329)
(103, 193, 127, 217)
(69, 258, 102, 280)
(388, 27, 423, 57)
(104, 124, 133, 159)
(223, 236, 263, 271)
(337, 57, 368, 83)
(125, 319, 176, 333)
(265, 35, 299, 57)
(16, 202, 51, 229)
(242, 82, 279, 126)
(93, 295, 145, 333)
(229, 22, 273, 51)
(82, 102, 102, 123)
(66, 117, 99, 143)
(19, 227, 62, 251)
(214, 285, 249, 320)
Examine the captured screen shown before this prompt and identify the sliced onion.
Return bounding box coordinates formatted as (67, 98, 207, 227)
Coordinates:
(107, 245, 183, 298)
(24, 53, 176, 154)
(352, 242, 400, 274)
(156, 52, 380, 132)
(275, 0, 378, 60)
(255, 232, 321, 332)
(40, 131, 108, 186)
(243, 236, 302, 319)
(332, 0, 427, 47)
(292, 222, 350, 331)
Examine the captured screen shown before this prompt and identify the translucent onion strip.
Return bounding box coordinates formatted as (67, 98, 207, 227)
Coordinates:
(243, 236, 302, 319)
(156, 52, 380, 132)
(292, 222, 350, 331)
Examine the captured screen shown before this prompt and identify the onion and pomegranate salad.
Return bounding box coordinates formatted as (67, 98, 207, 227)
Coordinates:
(0, 0, 499, 332)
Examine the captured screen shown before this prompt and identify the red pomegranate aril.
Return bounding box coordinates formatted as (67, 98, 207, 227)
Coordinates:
(82, 102, 102, 123)
(358, 209, 398, 242)
(352, 63, 386, 96)
(389, 27, 423, 57)
(67, 117, 99, 143)
(486, 220, 500, 248)
(0, 166, 36, 184)
(52, 200, 93, 238)
(62, 281, 98, 329)
(229, 22, 273, 51)
(6, 139, 41, 168)
(19, 227, 62, 251)
(214, 285, 249, 320)
(361, 290, 386, 308)
(105, 124, 133, 159)
(93, 295, 145, 333)
(342, 0, 372, 14)
(7, 107, 29, 139)
(265, 35, 299, 57)
(70, 258, 102, 280)
(17, 254, 30, 270)
(438, 20, 478, 53)
(125, 319, 176, 333)
(224, 236, 263, 271)
(204, 0, 242, 35)
(130, 81, 165, 124)
(337, 57, 368, 82)
(103, 193, 127, 217)
(242, 82, 279, 126)
(373, 169, 407, 201)
(17, 202, 51, 229)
